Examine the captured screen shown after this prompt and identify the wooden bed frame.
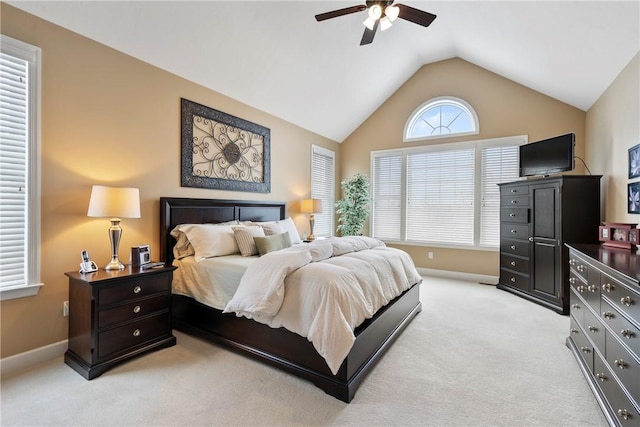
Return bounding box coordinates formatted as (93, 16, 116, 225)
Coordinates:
(160, 197, 422, 402)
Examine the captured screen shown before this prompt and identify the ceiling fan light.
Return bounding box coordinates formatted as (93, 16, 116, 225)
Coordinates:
(368, 4, 382, 20)
(380, 17, 392, 31)
(363, 17, 376, 30)
(385, 5, 400, 21)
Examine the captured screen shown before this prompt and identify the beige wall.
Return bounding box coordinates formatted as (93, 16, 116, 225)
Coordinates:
(341, 58, 587, 276)
(586, 53, 640, 222)
(0, 5, 340, 358)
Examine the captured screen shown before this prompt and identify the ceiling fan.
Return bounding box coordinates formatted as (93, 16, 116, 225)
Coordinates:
(315, 1, 437, 46)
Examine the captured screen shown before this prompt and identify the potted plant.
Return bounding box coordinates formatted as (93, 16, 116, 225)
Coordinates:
(335, 173, 370, 236)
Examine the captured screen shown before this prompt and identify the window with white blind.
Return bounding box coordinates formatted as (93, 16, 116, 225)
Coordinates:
(311, 145, 335, 238)
(371, 136, 524, 249)
(0, 35, 42, 300)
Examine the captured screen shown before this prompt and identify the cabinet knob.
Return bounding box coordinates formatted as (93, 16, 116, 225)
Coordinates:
(510, 261, 516, 267)
(528, 237, 534, 242)
(577, 285, 586, 293)
(580, 346, 591, 354)
(614, 359, 627, 369)
(133, 329, 141, 337)
(596, 373, 607, 382)
(510, 200, 517, 204)
(510, 245, 516, 250)
(133, 305, 141, 314)
(133, 285, 142, 294)
(570, 328, 579, 335)
(577, 265, 585, 272)
(620, 296, 633, 307)
(509, 213, 516, 217)
(603, 311, 614, 320)
(617, 409, 631, 421)
(569, 259, 576, 266)
(569, 277, 576, 284)
(587, 285, 597, 293)
(621, 329, 634, 339)
(588, 325, 598, 333)
(603, 283, 615, 292)
(510, 229, 517, 234)
(571, 304, 580, 310)
(510, 189, 517, 193)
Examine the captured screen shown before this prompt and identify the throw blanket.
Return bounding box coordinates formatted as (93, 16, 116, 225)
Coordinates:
(224, 236, 422, 374)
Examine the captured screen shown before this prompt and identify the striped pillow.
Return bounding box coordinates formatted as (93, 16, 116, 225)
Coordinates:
(232, 226, 265, 256)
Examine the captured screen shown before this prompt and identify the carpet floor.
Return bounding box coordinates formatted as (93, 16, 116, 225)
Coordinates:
(1, 276, 607, 426)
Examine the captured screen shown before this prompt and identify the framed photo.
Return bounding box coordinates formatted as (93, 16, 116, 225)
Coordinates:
(629, 143, 640, 179)
(600, 222, 638, 250)
(180, 98, 271, 193)
(629, 181, 640, 214)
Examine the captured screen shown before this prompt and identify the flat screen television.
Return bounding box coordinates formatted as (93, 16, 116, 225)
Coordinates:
(519, 133, 575, 177)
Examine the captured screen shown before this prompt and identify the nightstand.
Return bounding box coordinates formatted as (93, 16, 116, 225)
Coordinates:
(64, 265, 177, 379)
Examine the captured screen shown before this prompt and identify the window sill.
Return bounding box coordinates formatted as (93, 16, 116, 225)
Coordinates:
(0, 283, 43, 301)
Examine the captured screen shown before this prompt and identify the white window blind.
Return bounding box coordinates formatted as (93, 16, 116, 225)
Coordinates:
(479, 145, 520, 246)
(311, 145, 335, 238)
(0, 36, 41, 299)
(407, 148, 475, 245)
(371, 154, 402, 240)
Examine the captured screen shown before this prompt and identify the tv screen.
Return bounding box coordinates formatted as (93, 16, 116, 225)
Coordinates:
(519, 133, 575, 177)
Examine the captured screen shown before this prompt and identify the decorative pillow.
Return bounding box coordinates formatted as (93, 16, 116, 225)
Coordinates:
(254, 232, 292, 256)
(278, 217, 302, 244)
(232, 226, 265, 256)
(260, 222, 285, 236)
(175, 223, 242, 262)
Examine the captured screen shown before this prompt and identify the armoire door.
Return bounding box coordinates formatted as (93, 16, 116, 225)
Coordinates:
(531, 182, 561, 304)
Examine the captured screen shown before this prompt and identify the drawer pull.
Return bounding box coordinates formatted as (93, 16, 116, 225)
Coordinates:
(621, 329, 634, 339)
(571, 304, 580, 310)
(510, 200, 517, 204)
(133, 329, 141, 337)
(133, 286, 142, 294)
(509, 213, 516, 217)
(133, 305, 141, 314)
(577, 285, 586, 293)
(620, 296, 633, 307)
(510, 189, 517, 193)
(603, 283, 615, 292)
(569, 277, 576, 284)
(577, 265, 585, 272)
(588, 325, 598, 333)
(510, 229, 517, 234)
(510, 245, 516, 250)
(569, 259, 576, 266)
(617, 409, 631, 421)
(580, 346, 591, 354)
(603, 311, 614, 320)
(596, 373, 607, 382)
(587, 285, 597, 293)
(614, 359, 627, 369)
(510, 261, 516, 267)
(570, 328, 579, 335)
(510, 277, 516, 283)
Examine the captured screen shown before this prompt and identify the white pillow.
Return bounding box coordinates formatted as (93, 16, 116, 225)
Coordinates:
(260, 222, 285, 236)
(279, 217, 302, 244)
(232, 226, 265, 256)
(176, 223, 242, 261)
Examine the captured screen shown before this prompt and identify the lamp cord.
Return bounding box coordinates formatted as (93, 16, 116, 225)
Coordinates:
(574, 156, 592, 175)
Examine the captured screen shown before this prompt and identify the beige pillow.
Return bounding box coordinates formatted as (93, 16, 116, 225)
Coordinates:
(174, 223, 242, 261)
(254, 232, 292, 256)
(260, 222, 285, 236)
(232, 226, 265, 256)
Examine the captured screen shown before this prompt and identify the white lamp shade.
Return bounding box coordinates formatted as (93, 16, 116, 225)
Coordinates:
(300, 198, 323, 214)
(368, 4, 382, 20)
(87, 185, 141, 219)
(380, 17, 393, 31)
(385, 5, 400, 21)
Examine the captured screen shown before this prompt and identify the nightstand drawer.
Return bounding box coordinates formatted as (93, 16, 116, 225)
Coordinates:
(98, 313, 171, 359)
(99, 274, 170, 306)
(98, 295, 170, 328)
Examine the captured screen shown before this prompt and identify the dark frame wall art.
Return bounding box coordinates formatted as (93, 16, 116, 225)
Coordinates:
(628, 143, 640, 179)
(629, 181, 640, 214)
(181, 98, 271, 193)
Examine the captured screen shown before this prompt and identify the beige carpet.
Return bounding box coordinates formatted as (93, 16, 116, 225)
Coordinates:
(1, 277, 607, 426)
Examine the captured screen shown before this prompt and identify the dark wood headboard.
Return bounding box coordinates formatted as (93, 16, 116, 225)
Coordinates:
(159, 197, 286, 264)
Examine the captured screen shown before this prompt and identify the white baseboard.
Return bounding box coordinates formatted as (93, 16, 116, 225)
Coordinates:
(418, 268, 498, 285)
(0, 339, 67, 378)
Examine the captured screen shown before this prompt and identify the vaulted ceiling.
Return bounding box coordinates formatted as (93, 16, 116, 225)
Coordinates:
(8, 1, 640, 142)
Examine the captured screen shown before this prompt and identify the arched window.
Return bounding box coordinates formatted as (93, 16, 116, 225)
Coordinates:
(404, 96, 479, 142)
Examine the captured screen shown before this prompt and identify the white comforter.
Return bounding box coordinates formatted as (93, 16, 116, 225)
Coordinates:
(224, 236, 422, 374)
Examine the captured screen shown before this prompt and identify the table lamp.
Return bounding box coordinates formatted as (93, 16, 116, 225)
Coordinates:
(300, 198, 323, 241)
(87, 185, 141, 270)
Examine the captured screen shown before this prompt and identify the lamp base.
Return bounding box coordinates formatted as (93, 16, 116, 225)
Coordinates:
(105, 257, 125, 271)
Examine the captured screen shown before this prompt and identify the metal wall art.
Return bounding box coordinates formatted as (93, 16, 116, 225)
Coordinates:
(181, 98, 270, 193)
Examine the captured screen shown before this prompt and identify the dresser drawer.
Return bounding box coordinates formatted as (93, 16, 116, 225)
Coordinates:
(98, 295, 170, 329)
(501, 195, 529, 207)
(570, 316, 594, 372)
(500, 207, 529, 224)
(570, 288, 585, 325)
(583, 308, 606, 351)
(500, 239, 530, 258)
(601, 299, 640, 360)
(98, 313, 171, 359)
(569, 255, 591, 281)
(500, 269, 529, 291)
(601, 275, 640, 322)
(500, 223, 529, 240)
(594, 355, 640, 427)
(500, 253, 530, 275)
(502, 185, 529, 196)
(605, 333, 640, 405)
(98, 274, 171, 306)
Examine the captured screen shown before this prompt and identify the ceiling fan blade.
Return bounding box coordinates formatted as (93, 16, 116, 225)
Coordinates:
(360, 19, 379, 45)
(315, 5, 367, 22)
(396, 4, 437, 27)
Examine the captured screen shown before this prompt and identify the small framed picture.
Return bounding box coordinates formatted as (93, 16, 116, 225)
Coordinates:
(629, 143, 640, 179)
(629, 181, 640, 214)
(630, 228, 638, 245)
(613, 228, 628, 241)
(600, 226, 609, 240)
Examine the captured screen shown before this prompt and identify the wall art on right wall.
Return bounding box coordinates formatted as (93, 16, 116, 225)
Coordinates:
(629, 143, 640, 179)
(629, 181, 640, 214)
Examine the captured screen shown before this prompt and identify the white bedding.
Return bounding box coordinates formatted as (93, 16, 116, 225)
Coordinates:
(223, 236, 423, 374)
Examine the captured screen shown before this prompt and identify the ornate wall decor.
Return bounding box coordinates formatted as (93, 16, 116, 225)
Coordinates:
(181, 98, 270, 193)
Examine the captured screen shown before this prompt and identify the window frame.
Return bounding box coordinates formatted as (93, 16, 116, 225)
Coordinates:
(310, 145, 335, 239)
(404, 96, 480, 143)
(370, 135, 526, 251)
(0, 35, 42, 300)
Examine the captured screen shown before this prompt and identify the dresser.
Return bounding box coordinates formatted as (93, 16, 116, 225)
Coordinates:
(567, 244, 640, 427)
(64, 265, 177, 379)
(497, 175, 601, 314)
